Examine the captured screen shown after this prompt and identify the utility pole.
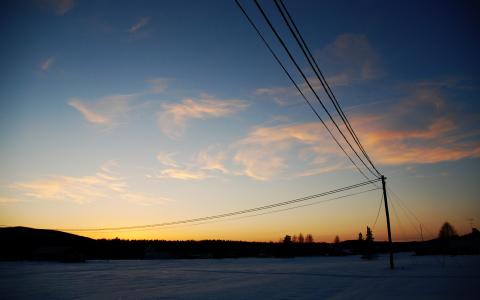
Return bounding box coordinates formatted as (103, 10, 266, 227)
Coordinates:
(420, 224, 424, 242)
(381, 175, 394, 269)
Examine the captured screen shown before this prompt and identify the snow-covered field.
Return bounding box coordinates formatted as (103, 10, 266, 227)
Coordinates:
(1, 253, 479, 299)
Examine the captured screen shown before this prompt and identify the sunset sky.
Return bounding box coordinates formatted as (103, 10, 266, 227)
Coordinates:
(1, 0, 479, 242)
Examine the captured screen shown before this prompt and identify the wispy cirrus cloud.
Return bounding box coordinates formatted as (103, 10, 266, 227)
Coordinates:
(40, 57, 55, 71)
(68, 94, 136, 127)
(233, 122, 340, 180)
(0, 196, 21, 204)
(157, 95, 248, 138)
(196, 147, 229, 174)
(355, 86, 480, 165)
(319, 33, 383, 85)
(255, 86, 297, 106)
(128, 17, 150, 33)
(358, 124, 480, 165)
(147, 78, 169, 94)
(255, 33, 383, 106)
(68, 78, 170, 128)
(232, 117, 477, 181)
(40, 0, 75, 15)
(236, 83, 480, 180)
(156, 152, 180, 168)
(12, 161, 170, 205)
(149, 81, 479, 182)
(152, 168, 208, 181)
(68, 99, 109, 125)
(149, 147, 228, 181)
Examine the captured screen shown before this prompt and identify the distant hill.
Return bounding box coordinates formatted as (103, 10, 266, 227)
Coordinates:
(1, 227, 478, 262)
(0, 227, 93, 261)
(415, 228, 480, 255)
(0, 226, 92, 245)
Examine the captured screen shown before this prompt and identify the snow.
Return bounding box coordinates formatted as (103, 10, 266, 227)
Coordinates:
(1, 253, 479, 299)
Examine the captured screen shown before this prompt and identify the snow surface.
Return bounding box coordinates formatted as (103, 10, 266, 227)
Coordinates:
(1, 253, 479, 299)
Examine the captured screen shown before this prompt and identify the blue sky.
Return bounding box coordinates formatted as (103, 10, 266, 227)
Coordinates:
(0, 0, 479, 241)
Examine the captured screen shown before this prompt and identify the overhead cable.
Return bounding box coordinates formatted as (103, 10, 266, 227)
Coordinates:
(66, 187, 380, 233)
(59, 178, 381, 232)
(252, 0, 379, 178)
(273, 0, 381, 177)
(235, 0, 375, 182)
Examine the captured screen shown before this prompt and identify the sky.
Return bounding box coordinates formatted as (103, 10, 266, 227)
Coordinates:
(0, 0, 479, 242)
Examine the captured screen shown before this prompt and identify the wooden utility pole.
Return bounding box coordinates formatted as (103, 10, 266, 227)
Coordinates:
(420, 224, 424, 242)
(381, 175, 394, 269)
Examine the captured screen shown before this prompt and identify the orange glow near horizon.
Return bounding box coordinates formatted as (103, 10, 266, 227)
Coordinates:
(1, 1, 479, 246)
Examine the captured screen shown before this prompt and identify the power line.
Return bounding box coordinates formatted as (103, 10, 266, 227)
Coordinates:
(388, 190, 423, 238)
(237, 0, 394, 268)
(372, 192, 383, 229)
(388, 187, 432, 238)
(58, 178, 381, 232)
(70, 187, 380, 233)
(193, 187, 380, 226)
(387, 187, 423, 226)
(388, 193, 403, 241)
(273, 0, 381, 177)
(252, 0, 379, 179)
(234, 0, 375, 182)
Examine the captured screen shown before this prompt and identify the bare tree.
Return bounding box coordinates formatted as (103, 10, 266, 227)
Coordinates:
(358, 232, 363, 241)
(438, 222, 458, 239)
(298, 233, 305, 243)
(334, 235, 340, 244)
(305, 234, 314, 243)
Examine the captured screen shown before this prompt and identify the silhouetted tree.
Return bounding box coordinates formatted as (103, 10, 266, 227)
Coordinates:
(362, 226, 376, 260)
(436, 222, 459, 255)
(298, 233, 305, 243)
(334, 235, 340, 244)
(305, 234, 314, 243)
(358, 232, 363, 241)
(366, 226, 374, 242)
(438, 222, 458, 239)
(283, 235, 292, 244)
(292, 235, 298, 243)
